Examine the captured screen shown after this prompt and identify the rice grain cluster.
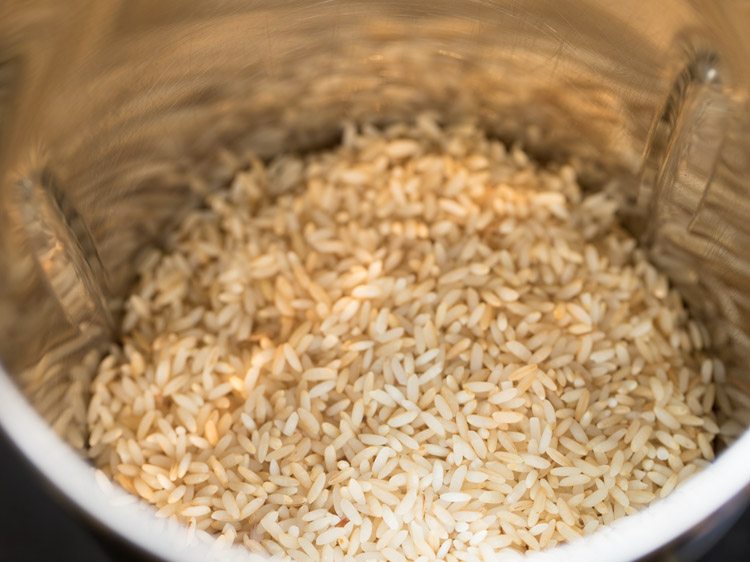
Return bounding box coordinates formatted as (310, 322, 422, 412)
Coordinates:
(88, 119, 720, 561)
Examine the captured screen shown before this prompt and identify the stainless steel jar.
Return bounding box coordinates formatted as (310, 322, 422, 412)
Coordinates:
(2, 1, 750, 560)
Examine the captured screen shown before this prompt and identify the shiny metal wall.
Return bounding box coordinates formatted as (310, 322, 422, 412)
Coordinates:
(1, 0, 750, 445)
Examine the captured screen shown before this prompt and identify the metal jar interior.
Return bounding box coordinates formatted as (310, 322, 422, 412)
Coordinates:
(1, 1, 750, 560)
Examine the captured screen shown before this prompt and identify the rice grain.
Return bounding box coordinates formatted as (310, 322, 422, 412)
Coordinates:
(88, 119, 720, 560)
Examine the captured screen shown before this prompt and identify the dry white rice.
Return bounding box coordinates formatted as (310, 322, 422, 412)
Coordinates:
(88, 118, 720, 560)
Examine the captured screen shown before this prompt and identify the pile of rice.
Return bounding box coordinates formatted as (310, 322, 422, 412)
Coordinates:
(88, 119, 720, 561)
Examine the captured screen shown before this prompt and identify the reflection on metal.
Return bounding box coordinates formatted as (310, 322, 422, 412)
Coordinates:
(0, 1, 750, 554)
